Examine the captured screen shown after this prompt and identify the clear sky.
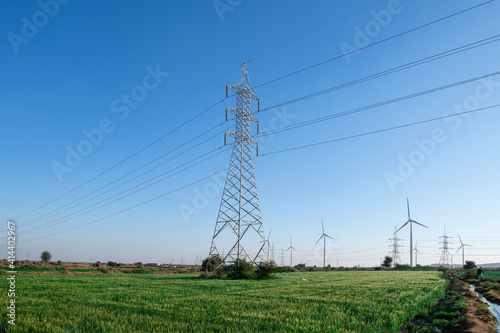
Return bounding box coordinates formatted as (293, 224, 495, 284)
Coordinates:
(1, 0, 499, 267)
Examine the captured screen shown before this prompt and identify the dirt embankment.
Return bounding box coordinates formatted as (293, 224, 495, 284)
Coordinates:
(448, 273, 498, 333)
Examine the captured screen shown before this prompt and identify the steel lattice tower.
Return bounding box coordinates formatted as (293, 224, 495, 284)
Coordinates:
(438, 226, 454, 268)
(207, 62, 267, 274)
(389, 226, 403, 267)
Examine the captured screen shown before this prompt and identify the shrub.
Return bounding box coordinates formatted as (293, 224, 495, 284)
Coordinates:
(201, 256, 225, 278)
(462, 269, 476, 280)
(463, 260, 476, 269)
(294, 263, 306, 271)
(256, 261, 277, 279)
(225, 259, 255, 280)
(98, 267, 110, 274)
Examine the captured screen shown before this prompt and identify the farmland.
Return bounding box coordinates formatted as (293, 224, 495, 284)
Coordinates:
(0, 271, 447, 332)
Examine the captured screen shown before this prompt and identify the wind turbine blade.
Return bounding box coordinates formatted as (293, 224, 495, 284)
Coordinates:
(411, 220, 428, 228)
(395, 221, 410, 234)
(315, 235, 324, 245)
(268, 229, 272, 240)
(407, 198, 411, 220)
(416, 249, 421, 254)
(325, 234, 333, 240)
(458, 235, 463, 245)
(455, 245, 463, 254)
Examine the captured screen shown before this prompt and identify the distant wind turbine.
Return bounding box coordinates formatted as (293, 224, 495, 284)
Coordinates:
(286, 237, 297, 267)
(315, 219, 332, 268)
(455, 235, 472, 266)
(414, 241, 421, 266)
(395, 198, 428, 267)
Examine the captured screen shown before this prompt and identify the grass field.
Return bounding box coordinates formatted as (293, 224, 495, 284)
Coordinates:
(0, 271, 447, 332)
(456, 269, 500, 281)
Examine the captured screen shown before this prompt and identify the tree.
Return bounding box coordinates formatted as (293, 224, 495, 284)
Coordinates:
(134, 262, 143, 268)
(464, 260, 476, 270)
(41, 251, 52, 264)
(382, 256, 393, 268)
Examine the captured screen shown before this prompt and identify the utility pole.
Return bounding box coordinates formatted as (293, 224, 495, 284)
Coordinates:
(207, 61, 267, 275)
(280, 248, 285, 267)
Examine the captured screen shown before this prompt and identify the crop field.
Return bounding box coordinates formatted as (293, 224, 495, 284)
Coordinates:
(0, 271, 446, 332)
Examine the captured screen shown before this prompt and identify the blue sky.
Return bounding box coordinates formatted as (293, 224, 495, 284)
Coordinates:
(1, 0, 499, 267)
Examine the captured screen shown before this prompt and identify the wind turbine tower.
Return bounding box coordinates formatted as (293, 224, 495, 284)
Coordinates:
(315, 219, 333, 267)
(207, 62, 267, 274)
(455, 235, 472, 267)
(438, 226, 454, 268)
(389, 226, 403, 267)
(395, 198, 428, 267)
(286, 238, 297, 267)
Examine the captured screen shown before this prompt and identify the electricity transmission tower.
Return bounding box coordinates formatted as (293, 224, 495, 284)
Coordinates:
(438, 226, 454, 268)
(389, 226, 403, 267)
(207, 62, 267, 274)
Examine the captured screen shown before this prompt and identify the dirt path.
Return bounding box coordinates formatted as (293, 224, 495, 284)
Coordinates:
(448, 273, 498, 333)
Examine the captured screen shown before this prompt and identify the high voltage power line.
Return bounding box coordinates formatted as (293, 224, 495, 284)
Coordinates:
(0, 0, 388, 206)
(253, 0, 494, 90)
(20, 125, 232, 227)
(8, 0, 490, 218)
(260, 104, 500, 157)
(19, 170, 228, 244)
(258, 35, 500, 113)
(20, 147, 231, 237)
(256, 70, 500, 140)
(4, 1, 497, 242)
(14, 35, 499, 227)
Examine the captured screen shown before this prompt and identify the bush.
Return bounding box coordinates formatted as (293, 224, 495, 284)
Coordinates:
(201, 256, 225, 278)
(394, 264, 411, 271)
(462, 269, 476, 280)
(294, 263, 306, 271)
(225, 259, 255, 280)
(276, 266, 295, 273)
(98, 267, 110, 274)
(256, 261, 277, 279)
(463, 260, 476, 269)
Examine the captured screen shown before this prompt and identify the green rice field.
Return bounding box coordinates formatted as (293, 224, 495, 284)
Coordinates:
(0, 271, 447, 332)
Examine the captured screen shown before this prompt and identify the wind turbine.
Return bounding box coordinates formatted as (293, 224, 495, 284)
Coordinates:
(395, 198, 428, 267)
(455, 235, 472, 267)
(286, 237, 297, 267)
(414, 241, 421, 266)
(315, 219, 332, 267)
